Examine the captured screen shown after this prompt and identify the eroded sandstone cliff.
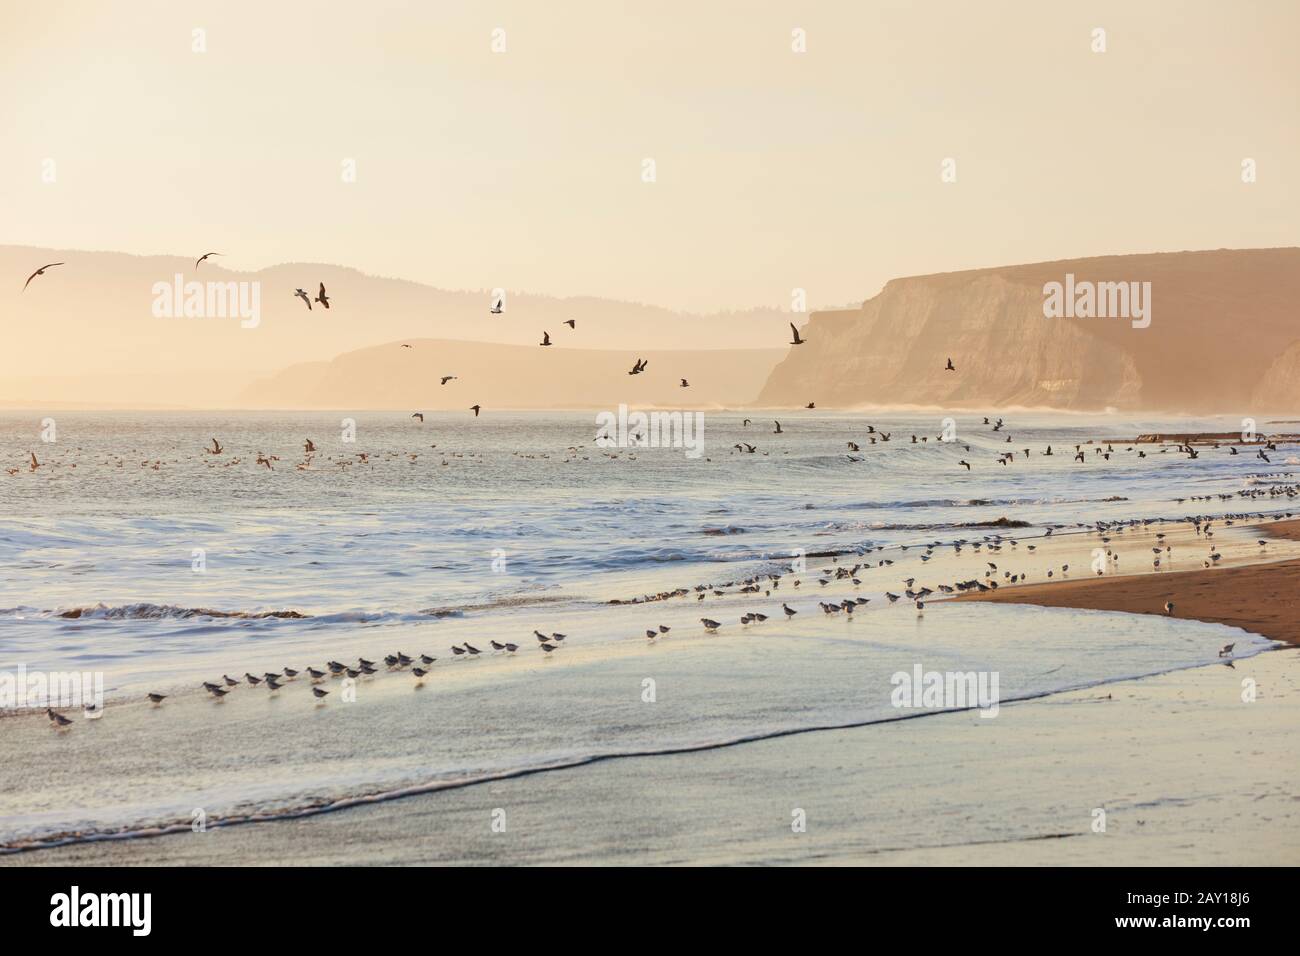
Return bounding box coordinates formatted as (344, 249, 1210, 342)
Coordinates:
(759, 249, 1300, 413)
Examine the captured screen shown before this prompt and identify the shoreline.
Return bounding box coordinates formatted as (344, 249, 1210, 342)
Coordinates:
(955, 519, 1300, 646)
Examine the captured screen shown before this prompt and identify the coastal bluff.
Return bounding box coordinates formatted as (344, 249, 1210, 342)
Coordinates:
(758, 248, 1300, 414)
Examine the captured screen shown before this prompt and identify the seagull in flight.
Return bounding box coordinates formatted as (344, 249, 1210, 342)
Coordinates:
(490, 297, 504, 314)
(412, 412, 424, 422)
(470, 405, 481, 417)
(540, 331, 552, 346)
(680, 378, 689, 388)
(293, 288, 312, 310)
(789, 323, 805, 345)
(440, 376, 457, 385)
(315, 283, 330, 308)
(564, 319, 576, 328)
(945, 357, 955, 371)
(195, 252, 222, 269)
(23, 262, 63, 291)
(628, 358, 647, 375)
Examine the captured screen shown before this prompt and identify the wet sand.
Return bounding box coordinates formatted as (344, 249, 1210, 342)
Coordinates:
(4, 644, 1295, 866)
(956, 519, 1300, 646)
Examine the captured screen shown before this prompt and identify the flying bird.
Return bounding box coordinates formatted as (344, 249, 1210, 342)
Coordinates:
(194, 252, 222, 269)
(315, 283, 330, 308)
(208, 438, 223, 455)
(680, 378, 689, 388)
(564, 319, 576, 328)
(789, 323, 805, 345)
(945, 358, 955, 371)
(628, 358, 647, 375)
(293, 288, 312, 310)
(23, 262, 63, 291)
(470, 405, 481, 416)
(412, 412, 424, 422)
(440, 376, 457, 385)
(540, 331, 551, 346)
(490, 297, 504, 314)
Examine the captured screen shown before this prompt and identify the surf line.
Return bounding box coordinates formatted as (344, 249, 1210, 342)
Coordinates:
(1, 652, 1269, 856)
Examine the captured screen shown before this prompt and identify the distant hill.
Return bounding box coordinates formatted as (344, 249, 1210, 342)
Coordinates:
(758, 248, 1300, 414)
(0, 245, 800, 407)
(239, 339, 784, 410)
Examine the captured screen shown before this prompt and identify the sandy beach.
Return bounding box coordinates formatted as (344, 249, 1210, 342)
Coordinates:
(956, 518, 1300, 646)
(4, 641, 1295, 867)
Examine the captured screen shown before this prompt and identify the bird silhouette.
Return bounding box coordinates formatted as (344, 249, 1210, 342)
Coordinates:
(23, 262, 63, 291)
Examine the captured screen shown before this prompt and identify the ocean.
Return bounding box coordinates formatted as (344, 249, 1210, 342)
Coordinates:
(0, 409, 1294, 851)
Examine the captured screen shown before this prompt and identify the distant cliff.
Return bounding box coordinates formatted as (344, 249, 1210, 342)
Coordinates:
(758, 249, 1300, 413)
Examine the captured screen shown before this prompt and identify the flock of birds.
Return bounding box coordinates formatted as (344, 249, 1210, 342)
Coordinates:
(22, 259, 819, 422)
(20, 259, 1299, 468)
(37, 501, 1295, 731)
(20, 259, 1299, 733)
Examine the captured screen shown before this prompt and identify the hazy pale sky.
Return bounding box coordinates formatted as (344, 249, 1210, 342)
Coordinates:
(3, 0, 1296, 312)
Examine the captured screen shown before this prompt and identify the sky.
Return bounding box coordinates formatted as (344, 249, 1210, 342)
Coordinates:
(2, 0, 1297, 316)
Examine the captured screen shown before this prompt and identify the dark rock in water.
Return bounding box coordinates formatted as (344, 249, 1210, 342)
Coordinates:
(959, 516, 1031, 529)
